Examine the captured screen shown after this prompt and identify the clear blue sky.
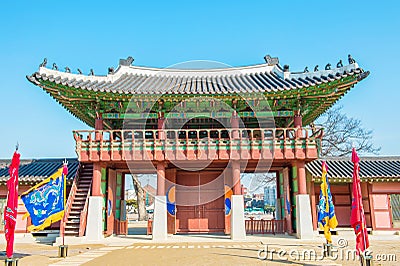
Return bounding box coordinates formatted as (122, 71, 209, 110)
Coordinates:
(0, 1, 399, 158)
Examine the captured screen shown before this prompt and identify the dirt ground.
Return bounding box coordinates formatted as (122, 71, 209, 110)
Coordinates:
(82, 240, 399, 266)
(0, 243, 105, 266)
(1, 237, 399, 265)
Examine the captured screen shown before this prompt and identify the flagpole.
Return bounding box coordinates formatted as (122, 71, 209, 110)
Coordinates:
(62, 159, 66, 247)
(5, 145, 20, 266)
(352, 149, 371, 266)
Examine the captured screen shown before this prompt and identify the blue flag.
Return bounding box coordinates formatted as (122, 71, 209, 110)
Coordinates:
(317, 162, 338, 243)
(21, 164, 67, 231)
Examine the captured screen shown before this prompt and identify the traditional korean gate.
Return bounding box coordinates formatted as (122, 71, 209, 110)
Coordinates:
(176, 170, 225, 233)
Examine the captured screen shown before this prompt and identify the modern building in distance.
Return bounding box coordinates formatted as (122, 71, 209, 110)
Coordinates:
(264, 185, 276, 206)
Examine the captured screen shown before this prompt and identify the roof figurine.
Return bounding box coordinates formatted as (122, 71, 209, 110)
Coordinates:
(52, 63, 58, 70)
(119, 56, 134, 66)
(348, 54, 356, 64)
(89, 69, 94, 76)
(108, 67, 114, 74)
(263, 54, 279, 66)
(303, 66, 309, 73)
(314, 65, 319, 71)
(77, 68, 82, 75)
(39, 58, 47, 68)
(65, 67, 71, 73)
(325, 63, 331, 70)
(283, 65, 290, 72)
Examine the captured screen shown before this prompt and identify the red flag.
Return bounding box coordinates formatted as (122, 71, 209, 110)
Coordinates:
(4, 151, 20, 258)
(350, 148, 369, 254)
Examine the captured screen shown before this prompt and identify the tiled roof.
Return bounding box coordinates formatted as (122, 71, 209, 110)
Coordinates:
(306, 157, 400, 181)
(0, 158, 79, 184)
(27, 61, 368, 95)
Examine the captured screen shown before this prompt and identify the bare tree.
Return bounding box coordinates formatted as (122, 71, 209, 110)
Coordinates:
(317, 105, 380, 157)
(245, 173, 276, 194)
(131, 174, 148, 221)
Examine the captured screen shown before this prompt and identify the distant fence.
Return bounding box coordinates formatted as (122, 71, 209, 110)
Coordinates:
(245, 218, 286, 235)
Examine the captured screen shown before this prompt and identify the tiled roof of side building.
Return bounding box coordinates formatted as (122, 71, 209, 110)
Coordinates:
(0, 158, 79, 184)
(306, 157, 400, 181)
(27, 58, 368, 95)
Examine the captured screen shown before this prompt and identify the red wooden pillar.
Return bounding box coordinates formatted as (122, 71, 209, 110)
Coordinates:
(230, 112, 239, 139)
(232, 160, 241, 195)
(95, 116, 103, 140)
(158, 112, 165, 140)
(92, 163, 102, 196)
(165, 168, 177, 234)
(297, 161, 307, 195)
(157, 162, 166, 196)
(294, 111, 303, 138)
(106, 169, 116, 236)
(283, 168, 293, 234)
(309, 180, 317, 230)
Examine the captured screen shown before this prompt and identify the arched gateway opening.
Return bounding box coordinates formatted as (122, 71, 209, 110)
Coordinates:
(27, 55, 368, 239)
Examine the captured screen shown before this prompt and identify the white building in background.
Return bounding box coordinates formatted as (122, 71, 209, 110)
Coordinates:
(125, 189, 136, 201)
(264, 185, 276, 206)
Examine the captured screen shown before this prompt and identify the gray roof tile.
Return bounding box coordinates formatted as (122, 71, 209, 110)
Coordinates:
(0, 158, 79, 184)
(28, 61, 368, 95)
(306, 157, 400, 180)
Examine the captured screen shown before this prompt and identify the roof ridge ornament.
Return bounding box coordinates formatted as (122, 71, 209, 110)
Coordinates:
(52, 63, 58, 70)
(119, 56, 134, 66)
(263, 55, 279, 66)
(337, 60, 343, 68)
(325, 63, 331, 70)
(348, 54, 356, 64)
(39, 58, 47, 68)
(283, 65, 290, 72)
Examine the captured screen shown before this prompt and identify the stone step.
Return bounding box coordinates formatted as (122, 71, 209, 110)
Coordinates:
(71, 206, 84, 210)
(65, 225, 79, 230)
(64, 231, 79, 236)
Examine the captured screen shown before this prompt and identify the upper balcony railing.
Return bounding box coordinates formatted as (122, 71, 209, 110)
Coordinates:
(73, 127, 323, 162)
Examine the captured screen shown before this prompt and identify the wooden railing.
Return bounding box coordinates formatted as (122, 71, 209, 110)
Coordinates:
(78, 180, 92, 237)
(245, 218, 286, 235)
(60, 164, 81, 237)
(73, 127, 323, 162)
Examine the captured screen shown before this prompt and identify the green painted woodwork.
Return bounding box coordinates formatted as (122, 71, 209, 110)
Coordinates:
(292, 179, 298, 193)
(101, 167, 107, 231)
(37, 73, 360, 129)
(115, 173, 122, 220)
(292, 166, 297, 179)
(291, 195, 297, 231)
(291, 166, 298, 193)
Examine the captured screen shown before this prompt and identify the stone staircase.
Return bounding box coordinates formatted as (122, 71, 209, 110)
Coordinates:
(64, 163, 93, 236)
